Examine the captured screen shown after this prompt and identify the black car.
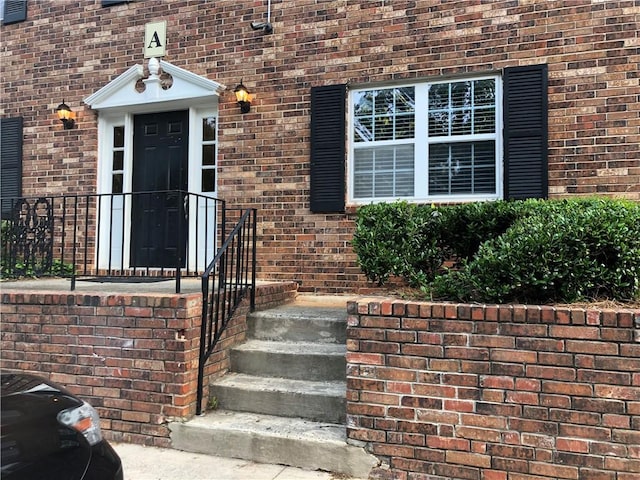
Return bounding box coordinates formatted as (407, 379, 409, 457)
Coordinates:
(0, 371, 123, 480)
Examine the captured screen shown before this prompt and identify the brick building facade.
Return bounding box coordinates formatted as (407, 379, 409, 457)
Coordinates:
(1, 1, 639, 292)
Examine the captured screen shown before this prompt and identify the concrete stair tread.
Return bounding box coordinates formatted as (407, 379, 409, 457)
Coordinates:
(169, 410, 379, 477)
(177, 409, 346, 442)
(249, 304, 348, 322)
(213, 372, 346, 396)
(234, 339, 346, 356)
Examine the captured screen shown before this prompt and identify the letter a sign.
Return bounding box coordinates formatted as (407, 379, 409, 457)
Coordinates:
(144, 21, 166, 58)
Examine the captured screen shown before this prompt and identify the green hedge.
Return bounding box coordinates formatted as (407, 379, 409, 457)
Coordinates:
(351, 201, 444, 287)
(353, 199, 640, 304)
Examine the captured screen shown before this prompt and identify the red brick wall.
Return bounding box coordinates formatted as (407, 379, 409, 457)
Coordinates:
(0, 281, 297, 446)
(1, 1, 639, 292)
(346, 299, 640, 480)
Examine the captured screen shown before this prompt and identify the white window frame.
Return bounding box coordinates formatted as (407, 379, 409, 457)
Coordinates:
(348, 75, 503, 204)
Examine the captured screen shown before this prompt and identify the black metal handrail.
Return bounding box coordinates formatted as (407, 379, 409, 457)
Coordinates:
(196, 207, 257, 415)
(1, 191, 224, 292)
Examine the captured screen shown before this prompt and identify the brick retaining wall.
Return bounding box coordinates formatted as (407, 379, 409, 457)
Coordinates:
(346, 299, 640, 480)
(0, 281, 297, 446)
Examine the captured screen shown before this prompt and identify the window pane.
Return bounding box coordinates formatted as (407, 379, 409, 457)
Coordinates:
(112, 173, 123, 194)
(353, 87, 415, 143)
(396, 170, 414, 196)
(450, 144, 472, 193)
(354, 145, 414, 198)
(396, 114, 415, 139)
(353, 91, 374, 116)
(451, 81, 472, 110)
(202, 169, 215, 192)
(202, 145, 215, 166)
(375, 90, 394, 114)
(474, 79, 495, 106)
(428, 144, 450, 195)
(354, 117, 372, 142)
(428, 141, 495, 195)
(474, 107, 495, 134)
(168, 122, 182, 134)
(428, 111, 449, 137)
(113, 126, 124, 148)
(375, 148, 394, 172)
(396, 87, 415, 113)
(429, 83, 449, 110)
(374, 117, 394, 141)
(112, 150, 123, 171)
(451, 110, 472, 135)
(354, 149, 374, 198)
(203, 117, 216, 141)
(474, 141, 496, 193)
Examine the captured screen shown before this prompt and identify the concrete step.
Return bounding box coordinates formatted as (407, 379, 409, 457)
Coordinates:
(247, 304, 348, 343)
(230, 340, 346, 381)
(169, 410, 378, 478)
(210, 373, 346, 424)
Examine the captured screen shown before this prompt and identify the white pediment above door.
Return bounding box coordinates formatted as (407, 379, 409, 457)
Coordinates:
(84, 59, 226, 113)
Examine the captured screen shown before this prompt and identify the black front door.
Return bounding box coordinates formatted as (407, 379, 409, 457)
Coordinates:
(131, 111, 188, 268)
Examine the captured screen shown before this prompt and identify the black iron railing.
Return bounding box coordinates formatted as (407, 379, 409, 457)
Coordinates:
(1, 191, 225, 292)
(196, 207, 257, 415)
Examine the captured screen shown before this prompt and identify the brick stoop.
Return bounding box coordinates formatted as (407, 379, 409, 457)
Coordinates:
(169, 296, 379, 478)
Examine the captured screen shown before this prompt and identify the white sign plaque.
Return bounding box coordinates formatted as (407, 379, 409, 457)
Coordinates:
(144, 21, 166, 58)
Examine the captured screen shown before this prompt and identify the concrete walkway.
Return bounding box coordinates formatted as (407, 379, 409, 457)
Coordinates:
(114, 443, 364, 480)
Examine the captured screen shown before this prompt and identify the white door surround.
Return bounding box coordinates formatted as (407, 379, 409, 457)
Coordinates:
(85, 59, 225, 272)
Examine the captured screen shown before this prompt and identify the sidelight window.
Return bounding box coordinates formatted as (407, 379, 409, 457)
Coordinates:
(201, 116, 217, 193)
(111, 125, 125, 193)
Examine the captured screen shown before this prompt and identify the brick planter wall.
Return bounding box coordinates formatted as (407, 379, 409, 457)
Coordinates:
(0, 281, 297, 446)
(346, 299, 640, 480)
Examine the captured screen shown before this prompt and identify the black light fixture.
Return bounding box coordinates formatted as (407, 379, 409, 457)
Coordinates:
(250, 0, 273, 34)
(55, 100, 75, 129)
(234, 81, 251, 114)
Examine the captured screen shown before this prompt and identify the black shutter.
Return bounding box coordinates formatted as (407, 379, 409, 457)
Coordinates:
(3, 0, 27, 24)
(310, 84, 346, 213)
(503, 64, 548, 200)
(1, 117, 23, 217)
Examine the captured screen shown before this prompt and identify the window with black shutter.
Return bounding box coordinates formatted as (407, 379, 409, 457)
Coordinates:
(2, 0, 27, 25)
(1, 117, 23, 217)
(344, 65, 549, 205)
(310, 84, 346, 213)
(503, 64, 549, 200)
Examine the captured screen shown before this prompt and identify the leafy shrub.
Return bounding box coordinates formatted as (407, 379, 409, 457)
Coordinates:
(431, 199, 640, 303)
(437, 200, 528, 261)
(351, 201, 444, 286)
(354, 198, 640, 303)
(353, 200, 531, 288)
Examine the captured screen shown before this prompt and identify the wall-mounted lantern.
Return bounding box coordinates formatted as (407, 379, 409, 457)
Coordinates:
(55, 100, 75, 129)
(234, 81, 251, 114)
